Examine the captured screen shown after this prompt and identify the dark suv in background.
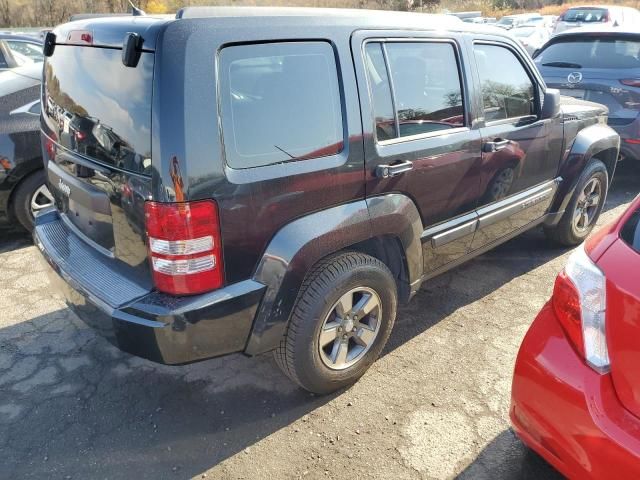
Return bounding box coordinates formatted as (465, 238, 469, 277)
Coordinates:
(534, 28, 640, 162)
(35, 8, 619, 394)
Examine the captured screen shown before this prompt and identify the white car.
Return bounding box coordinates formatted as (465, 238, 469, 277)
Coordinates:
(511, 25, 551, 54)
(495, 13, 543, 30)
(553, 6, 640, 35)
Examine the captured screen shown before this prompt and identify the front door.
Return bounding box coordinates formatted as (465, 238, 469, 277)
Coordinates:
(470, 41, 563, 250)
(352, 31, 484, 275)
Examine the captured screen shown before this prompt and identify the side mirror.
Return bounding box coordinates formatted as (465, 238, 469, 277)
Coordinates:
(540, 88, 561, 119)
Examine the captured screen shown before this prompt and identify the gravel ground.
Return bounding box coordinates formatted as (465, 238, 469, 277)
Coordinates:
(1, 163, 638, 480)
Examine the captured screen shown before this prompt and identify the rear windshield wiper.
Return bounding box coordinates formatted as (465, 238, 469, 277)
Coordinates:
(542, 61, 582, 68)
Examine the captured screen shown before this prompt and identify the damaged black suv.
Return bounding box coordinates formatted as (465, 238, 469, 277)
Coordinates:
(35, 7, 619, 393)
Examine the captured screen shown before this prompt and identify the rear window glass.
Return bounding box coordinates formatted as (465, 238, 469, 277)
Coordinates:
(536, 38, 640, 69)
(562, 8, 608, 23)
(219, 42, 343, 169)
(42, 46, 153, 175)
(621, 208, 640, 253)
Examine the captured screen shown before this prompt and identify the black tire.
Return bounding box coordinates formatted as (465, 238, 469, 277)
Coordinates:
(11, 170, 49, 233)
(274, 252, 397, 394)
(544, 159, 608, 246)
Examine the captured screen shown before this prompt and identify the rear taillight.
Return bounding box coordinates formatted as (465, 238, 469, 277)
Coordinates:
(144, 200, 223, 296)
(620, 79, 640, 88)
(552, 247, 609, 372)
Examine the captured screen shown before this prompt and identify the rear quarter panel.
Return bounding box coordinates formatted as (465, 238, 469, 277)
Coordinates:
(152, 19, 366, 285)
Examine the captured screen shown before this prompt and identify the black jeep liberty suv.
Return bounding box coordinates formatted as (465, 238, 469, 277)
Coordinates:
(35, 7, 620, 394)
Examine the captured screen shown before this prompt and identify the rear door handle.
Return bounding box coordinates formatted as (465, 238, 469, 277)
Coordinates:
(482, 138, 510, 153)
(376, 161, 414, 178)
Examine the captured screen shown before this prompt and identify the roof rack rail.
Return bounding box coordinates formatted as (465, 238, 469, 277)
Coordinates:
(175, 6, 347, 19)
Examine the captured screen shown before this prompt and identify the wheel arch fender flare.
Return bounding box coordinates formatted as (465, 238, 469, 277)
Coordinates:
(244, 194, 424, 356)
(549, 124, 619, 219)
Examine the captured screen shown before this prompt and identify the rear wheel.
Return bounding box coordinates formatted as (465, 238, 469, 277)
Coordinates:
(274, 252, 397, 394)
(544, 159, 608, 246)
(11, 170, 53, 233)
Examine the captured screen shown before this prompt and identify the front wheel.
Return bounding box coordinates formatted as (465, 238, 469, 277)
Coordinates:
(274, 252, 397, 394)
(544, 159, 608, 246)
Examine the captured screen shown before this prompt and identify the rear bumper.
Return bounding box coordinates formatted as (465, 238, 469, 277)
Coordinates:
(34, 209, 266, 365)
(511, 303, 640, 479)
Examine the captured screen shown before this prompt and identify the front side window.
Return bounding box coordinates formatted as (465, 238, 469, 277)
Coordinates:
(219, 42, 343, 169)
(364, 41, 465, 141)
(474, 44, 535, 122)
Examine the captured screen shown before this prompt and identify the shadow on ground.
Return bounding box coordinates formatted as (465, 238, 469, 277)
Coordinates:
(456, 429, 564, 479)
(0, 162, 637, 479)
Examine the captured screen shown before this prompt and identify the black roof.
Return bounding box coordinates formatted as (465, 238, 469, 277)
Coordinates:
(53, 6, 512, 51)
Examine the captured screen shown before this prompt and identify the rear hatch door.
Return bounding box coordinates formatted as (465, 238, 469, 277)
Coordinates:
(535, 34, 640, 125)
(41, 23, 157, 293)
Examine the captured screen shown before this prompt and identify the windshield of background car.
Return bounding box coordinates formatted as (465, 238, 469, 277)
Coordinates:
(498, 17, 514, 25)
(562, 8, 608, 22)
(6, 40, 43, 62)
(536, 37, 640, 69)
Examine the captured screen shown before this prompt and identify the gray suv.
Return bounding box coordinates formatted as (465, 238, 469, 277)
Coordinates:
(535, 28, 640, 162)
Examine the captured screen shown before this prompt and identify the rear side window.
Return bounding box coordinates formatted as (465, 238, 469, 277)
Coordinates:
(219, 42, 343, 169)
(621, 208, 640, 253)
(562, 8, 608, 23)
(474, 44, 535, 122)
(364, 41, 465, 141)
(536, 38, 640, 69)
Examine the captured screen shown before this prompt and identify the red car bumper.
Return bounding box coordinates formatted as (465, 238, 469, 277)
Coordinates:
(511, 303, 640, 479)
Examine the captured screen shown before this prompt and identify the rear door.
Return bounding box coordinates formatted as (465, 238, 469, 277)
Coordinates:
(352, 30, 484, 275)
(41, 36, 154, 285)
(469, 39, 562, 251)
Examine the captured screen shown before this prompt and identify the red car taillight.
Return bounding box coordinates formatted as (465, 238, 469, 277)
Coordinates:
(144, 200, 224, 296)
(552, 247, 609, 372)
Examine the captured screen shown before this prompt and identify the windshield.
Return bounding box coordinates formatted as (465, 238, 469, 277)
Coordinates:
(562, 8, 608, 22)
(497, 17, 514, 25)
(536, 37, 640, 69)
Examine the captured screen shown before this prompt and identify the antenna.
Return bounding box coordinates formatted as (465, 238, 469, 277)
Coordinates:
(127, 0, 146, 16)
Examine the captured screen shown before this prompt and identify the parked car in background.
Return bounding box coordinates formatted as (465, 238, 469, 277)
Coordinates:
(511, 193, 640, 479)
(0, 33, 43, 70)
(511, 25, 551, 55)
(534, 28, 640, 161)
(553, 5, 640, 35)
(35, 8, 619, 394)
(0, 62, 51, 231)
(496, 13, 543, 30)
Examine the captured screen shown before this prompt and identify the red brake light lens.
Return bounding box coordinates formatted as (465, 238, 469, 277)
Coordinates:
(553, 271, 585, 358)
(67, 30, 93, 45)
(552, 247, 609, 372)
(620, 79, 640, 88)
(144, 200, 223, 296)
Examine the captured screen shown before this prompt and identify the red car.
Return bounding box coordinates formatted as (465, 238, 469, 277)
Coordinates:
(511, 194, 640, 479)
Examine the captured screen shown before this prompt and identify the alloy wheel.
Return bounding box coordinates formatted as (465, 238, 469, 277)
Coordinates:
(318, 287, 382, 370)
(29, 184, 54, 217)
(573, 177, 602, 232)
